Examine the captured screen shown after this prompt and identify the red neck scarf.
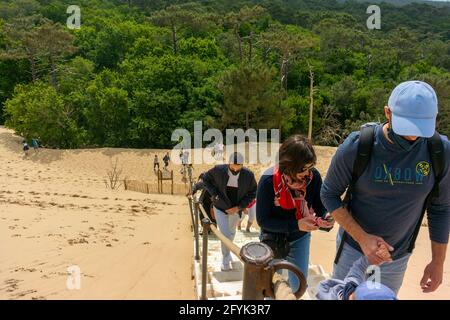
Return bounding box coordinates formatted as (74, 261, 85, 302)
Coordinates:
(273, 166, 313, 220)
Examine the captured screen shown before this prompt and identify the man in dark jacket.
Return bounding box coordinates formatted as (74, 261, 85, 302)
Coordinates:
(203, 152, 257, 271)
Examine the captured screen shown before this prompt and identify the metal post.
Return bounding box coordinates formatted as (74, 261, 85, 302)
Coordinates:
(193, 202, 200, 261)
(201, 218, 211, 300)
(188, 196, 195, 232)
(171, 170, 173, 195)
(240, 242, 274, 300)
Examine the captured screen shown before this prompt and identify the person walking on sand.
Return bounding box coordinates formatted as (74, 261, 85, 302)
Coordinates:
(22, 140, 30, 156)
(321, 81, 450, 295)
(31, 138, 39, 152)
(153, 154, 160, 171)
(163, 152, 170, 170)
(203, 152, 257, 271)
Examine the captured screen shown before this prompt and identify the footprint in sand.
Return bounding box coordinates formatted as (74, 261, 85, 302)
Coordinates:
(14, 289, 37, 298)
(4, 279, 21, 292)
(67, 238, 89, 245)
(14, 267, 37, 273)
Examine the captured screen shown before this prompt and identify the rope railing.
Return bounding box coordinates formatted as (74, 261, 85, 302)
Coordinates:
(189, 194, 307, 301)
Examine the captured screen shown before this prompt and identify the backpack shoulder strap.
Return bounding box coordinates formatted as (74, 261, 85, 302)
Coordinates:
(335, 125, 375, 265)
(408, 131, 445, 254)
(353, 125, 376, 181)
(427, 131, 445, 198)
(342, 125, 376, 205)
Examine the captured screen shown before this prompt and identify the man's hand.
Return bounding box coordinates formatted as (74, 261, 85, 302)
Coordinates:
(226, 206, 239, 215)
(358, 234, 394, 265)
(420, 261, 444, 293)
(298, 216, 319, 232)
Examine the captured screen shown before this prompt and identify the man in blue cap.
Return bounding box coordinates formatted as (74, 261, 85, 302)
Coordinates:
(321, 81, 450, 294)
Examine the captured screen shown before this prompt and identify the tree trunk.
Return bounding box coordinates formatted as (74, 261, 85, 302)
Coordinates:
(246, 111, 249, 130)
(308, 65, 314, 142)
(49, 55, 58, 88)
(172, 24, 178, 55)
(248, 32, 253, 64)
(28, 56, 37, 82)
(235, 28, 243, 62)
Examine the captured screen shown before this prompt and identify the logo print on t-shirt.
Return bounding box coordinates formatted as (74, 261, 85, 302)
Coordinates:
(416, 161, 430, 177)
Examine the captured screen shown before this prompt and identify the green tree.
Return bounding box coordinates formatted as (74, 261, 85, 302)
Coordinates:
(150, 4, 218, 55)
(82, 70, 131, 147)
(34, 21, 77, 88)
(4, 81, 85, 148)
(215, 62, 288, 130)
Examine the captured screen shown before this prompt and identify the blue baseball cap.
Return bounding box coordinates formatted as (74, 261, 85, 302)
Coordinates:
(354, 281, 397, 300)
(388, 81, 438, 138)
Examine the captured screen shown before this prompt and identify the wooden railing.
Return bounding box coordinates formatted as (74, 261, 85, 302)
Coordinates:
(188, 194, 307, 300)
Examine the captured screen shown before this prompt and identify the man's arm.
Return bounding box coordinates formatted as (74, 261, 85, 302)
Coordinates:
(202, 167, 220, 199)
(422, 138, 450, 293)
(420, 242, 447, 293)
(320, 132, 393, 265)
(331, 207, 392, 265)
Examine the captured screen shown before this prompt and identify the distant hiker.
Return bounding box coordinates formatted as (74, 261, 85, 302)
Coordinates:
(182, 150, 190, 166)
(257, 135, 333, 291)
(180, 150, 190, 177)
(179, 148, 184, 163)
(203, 152, 257, 271)
(153, 154, 160, 171)
(316, 254, 397, 300)
(31, 138, 39, 152)
(163, 152, 170, 170)
(22, 140, 30, 156)
(238, 199, 256, 232)
(321, 81, 450, 294)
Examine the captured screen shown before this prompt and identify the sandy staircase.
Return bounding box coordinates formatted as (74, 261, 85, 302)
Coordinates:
(193, 226, 330, 300)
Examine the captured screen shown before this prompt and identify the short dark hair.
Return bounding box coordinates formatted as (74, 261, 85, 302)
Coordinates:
(277, 135, 316, 177)
(229, 152, 244, 164)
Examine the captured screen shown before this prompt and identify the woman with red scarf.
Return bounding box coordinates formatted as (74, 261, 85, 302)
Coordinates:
(256, 135, 334, 291)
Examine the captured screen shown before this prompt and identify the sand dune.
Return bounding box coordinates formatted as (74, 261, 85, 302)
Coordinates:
(0, 126, 449, 299)
(0, 127, 194, 299)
